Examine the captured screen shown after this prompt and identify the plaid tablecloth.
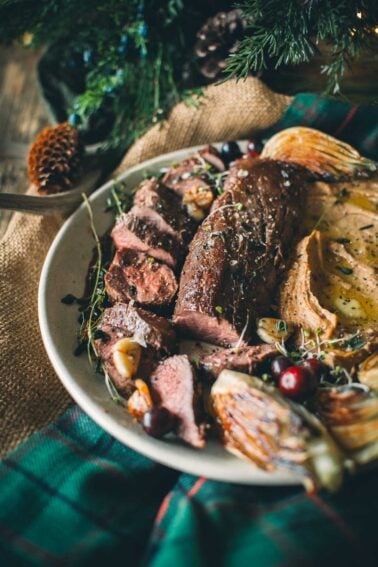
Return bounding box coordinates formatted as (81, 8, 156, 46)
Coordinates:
(0, 93, 377, 566)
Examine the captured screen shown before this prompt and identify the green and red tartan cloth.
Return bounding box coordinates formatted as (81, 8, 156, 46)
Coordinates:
(0, 94, 377, 566)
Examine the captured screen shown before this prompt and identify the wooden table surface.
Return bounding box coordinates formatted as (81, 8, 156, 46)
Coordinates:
(0, 45, 50, 239)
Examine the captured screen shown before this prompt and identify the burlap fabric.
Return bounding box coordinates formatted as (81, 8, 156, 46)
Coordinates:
(0, 77, 291, 456)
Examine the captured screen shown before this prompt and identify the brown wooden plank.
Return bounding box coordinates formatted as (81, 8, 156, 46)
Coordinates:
(0, 45, 50, 238)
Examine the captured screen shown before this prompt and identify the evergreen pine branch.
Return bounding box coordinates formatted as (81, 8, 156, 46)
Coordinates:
(0, 0, 376, 150)
(0, 0, 218, 148)
(227, 0, 378, 94)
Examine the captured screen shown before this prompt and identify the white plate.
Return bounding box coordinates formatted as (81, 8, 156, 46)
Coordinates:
(38, 143, 301, 486)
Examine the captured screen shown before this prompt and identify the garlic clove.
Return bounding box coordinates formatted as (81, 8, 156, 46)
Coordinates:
(186, 202, 206, 221)
(127, 379, 153, 421)
(112, 338, 142, 379)
(256, 318, 293, 345)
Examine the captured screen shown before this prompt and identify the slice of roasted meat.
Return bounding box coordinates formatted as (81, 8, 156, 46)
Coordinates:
(111, 212, 182, 269)
(162, 145, 225, 197)
(174, 159, 307, 346)
(133, 178, 196, 245)
(211, 370, 344, 491)
(96, 302, 177, 395)
(201, 344, 277, 379)
(105, 251, 178, 306)
(98, 302, 177, 352)
(150, 354, 205, 448)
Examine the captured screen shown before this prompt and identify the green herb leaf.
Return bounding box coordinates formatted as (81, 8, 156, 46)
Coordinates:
(261, 373, 272, 382)
(337, 266, 353, 275)
(341, 333, 366, 351)
(276, 320, 288, 333)
(339, 188, 349, 199)
(61, 294, 77, 305)
(94, 329, 110, 341)
(106, 184, 133, 217)
(359, 224, 374, 231)
(290, 351, 302, 360)
(215, 306, 223, 314)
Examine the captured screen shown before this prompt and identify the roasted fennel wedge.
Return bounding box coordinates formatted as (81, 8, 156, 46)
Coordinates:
(261, 127, 377, 179)
(358, 352, 378, 391)
(315, 384, 378, 466)
(211, 370, 344, 492)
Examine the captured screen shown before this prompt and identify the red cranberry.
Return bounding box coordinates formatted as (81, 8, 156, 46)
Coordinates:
(271, 356, 292, 379)
(302, 358, 330, 382)
(278, 366, 318, 400)
(142, 407, 176, 438)
(221, 141, 242, 165)
(246, 139, 263, 157)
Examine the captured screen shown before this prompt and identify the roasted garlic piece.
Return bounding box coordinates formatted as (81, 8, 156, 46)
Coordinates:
(261, 127, 377, 179)
(211, 370, 344, 492)
(127, 379, 153, 421)
(256, 318, 293, 345)
(112, 338, 142, 379)
(183, 185, 214, 220)
(185, 203, 206, 221)
(315, 384, 378, 465)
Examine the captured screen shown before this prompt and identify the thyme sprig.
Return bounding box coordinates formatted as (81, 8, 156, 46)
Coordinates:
(77, 182, 136, 364)
(81, 194, 106, 363)
(276, 326, 366, 385)
(105, 182, 134, 217)
(105, 371, 125, 404)
(188, 156, 230, 195)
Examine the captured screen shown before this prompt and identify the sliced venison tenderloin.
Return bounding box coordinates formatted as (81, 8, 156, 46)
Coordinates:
(96, 302, 177, 395)
(150, 355, 205, 448)
(99, 302, 176, 352)
(200, 344, 277, 379)
(111, 155, 221, 268)
(174, 159, 307, 347)
(105, 250, 178, 306)
(111, 211, 182, 269)
(162, 145, 225, 197)
(133, 178, 196, 244)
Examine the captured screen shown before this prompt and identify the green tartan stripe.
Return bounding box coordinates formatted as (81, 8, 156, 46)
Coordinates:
(146, 474, 377, 567)
(1, 411, 377, 565)
(266, 93, 378, 160)
(0, 522, 58, 564)
(0, 408, 179, 564)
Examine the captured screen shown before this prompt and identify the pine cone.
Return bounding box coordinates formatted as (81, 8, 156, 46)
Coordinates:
(194, 9, 247, 81)
(28, 122, 83, 194)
